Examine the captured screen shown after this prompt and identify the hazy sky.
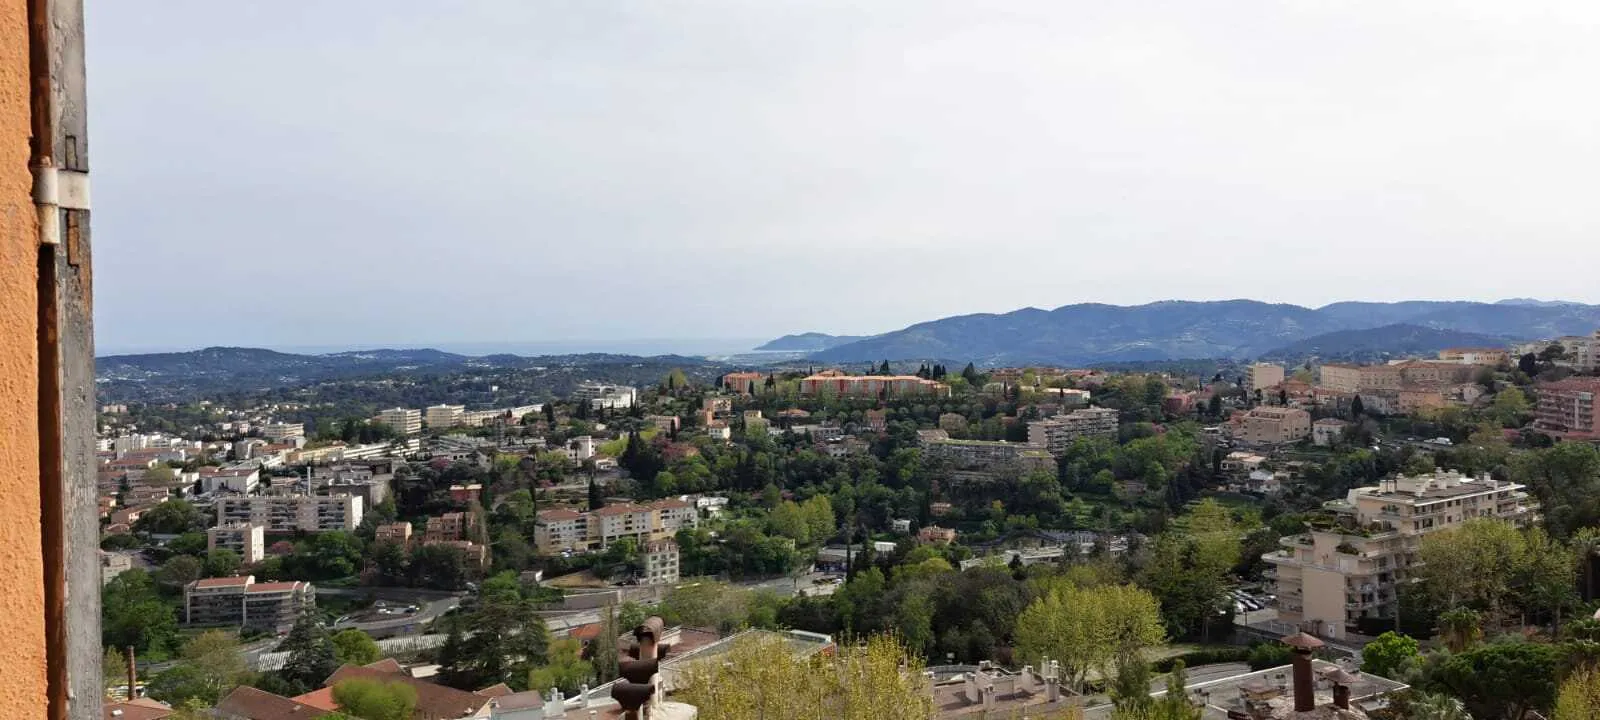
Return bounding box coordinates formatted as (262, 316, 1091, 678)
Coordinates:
(89, 1, 1600, 353)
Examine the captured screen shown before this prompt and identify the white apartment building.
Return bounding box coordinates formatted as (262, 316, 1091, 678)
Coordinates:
(425, 404, 466, 428)
(1245, 363, 1285, 392)
(208, 522, 266, 563)
(377, 408, 422, 436)
(572, 383, 638, 410)
(643, 539, 681, 585)
(261, 423, 304, 442)
(1027, 407, 1120, 455)
(215, 494, 364, 533)
(533, 498, 699, 554)
(1264, 469, 1537, 639)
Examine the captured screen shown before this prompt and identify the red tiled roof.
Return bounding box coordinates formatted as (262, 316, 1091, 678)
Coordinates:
(537, 508, 583, 521)
(245, 581, 303, 594)
(102, 698, 174, 720)
(286, 687, 339, 713)
(215, 686, 325, 720)
(593, 503, 648, 516)
(649, 498, 693, 510)
(475, 683, 514, 698)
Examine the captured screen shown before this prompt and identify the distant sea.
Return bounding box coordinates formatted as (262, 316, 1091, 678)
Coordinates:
(97, 337, 772, 359)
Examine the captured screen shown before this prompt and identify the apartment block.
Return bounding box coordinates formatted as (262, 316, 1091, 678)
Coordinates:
(375, 521, 413, 548)
(215, 494, 364, 533)
(424, 511, 477, 543)
(1534, 377, 1600, 439)
(1317, 364, 1363, 394)
(1245, 363, 1285, 392)
(377, 408, 422, 436)
(923, 438, 1055, 474)
(1027, 407, 1120, 455)
(261, 423, 305, 442)
(425, 404, 466, 428)
(798, 372, 951, 398)
(184, 576, 315, 632)
(1264, 469, 1536, 639)
(533, 498, 700, 554)
(208, 522, 266, 563)
(1438, 348, 1509, 366)
(1236, 407, 1312, 447)
(722, 372, 765, 395)
(643, 539, 681, 585)
(573, 383, 638, 409)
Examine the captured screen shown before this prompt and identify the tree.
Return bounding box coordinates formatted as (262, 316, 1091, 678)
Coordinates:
(1427, 639, 1562, 720)
(1015, 584, 1164, 691)
(103, 570, 180, 658)
(1436, 608, 1483, 653)
(331, 678, 418, 720)
(962, 363, 980, 386)
(332, 629, 382, 666)
(1555, 667, 1600, 720)
(677, 632, 931, 720)
(1350, 394, 1365, 418)
(1406, 692, 1473, 720)
(1360, 632, 1420, 679)
(104, 646, 129, 694)
(1414, 519, 1525, 618)
(587, 475, 605, 510)
(528, 638, 591, 697)
(438, 577, 551, 690)
(149, 631, 250, 706)
(156, 554, 203, 589)
(1520, 353, 1540, 375)
(1491, 387, 1530, 427)
(1138, 500, 1240, 639)
(203, 548, 241, 579)
(134, 500, 205, 535)
(281, 612, 338, 692)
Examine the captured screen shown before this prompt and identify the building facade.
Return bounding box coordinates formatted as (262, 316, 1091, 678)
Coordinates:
(425, 404, 465, 428)
(643, 539, 680, 585)
(573, 383, 638, 409)
(207, 523, 266, 563)
(798, 372, 950, 398)
(374, 521, 413, 548)
(377, 408, 422, 436)
(1027, 408, 1121, 455)
(184, 576, 316, 632)
(533, 498, 700, 554)
(1245, 363, 1285, 392)
(1438, 348, 1509, 366)
(261, 423, 304, 442)
(1236, 407, 1312, 447)
(215, 494, 364, 533)
(1264, 469, 1536, 639)
(1535, 377, 1600, 438)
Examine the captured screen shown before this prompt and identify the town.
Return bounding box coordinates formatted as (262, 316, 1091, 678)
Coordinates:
(96, 328, 1600, 720)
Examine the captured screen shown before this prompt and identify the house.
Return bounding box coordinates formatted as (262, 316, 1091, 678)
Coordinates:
(1312, 418, 1348, 447)
(103, 698, 174, 720)
(1235, 407, 1311, 447)
(918, 526, 958, 545)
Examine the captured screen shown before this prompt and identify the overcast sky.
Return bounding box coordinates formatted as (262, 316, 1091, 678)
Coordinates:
(88, 1, 1600, 353)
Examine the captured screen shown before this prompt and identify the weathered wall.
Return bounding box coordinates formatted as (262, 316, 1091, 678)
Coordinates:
(0, 0, 49, 716)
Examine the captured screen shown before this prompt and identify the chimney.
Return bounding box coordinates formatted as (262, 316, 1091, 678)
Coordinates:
(1326, 668, 1359, 711)
(126, 645, 137, 699)
(1280, 632, 1324, 713)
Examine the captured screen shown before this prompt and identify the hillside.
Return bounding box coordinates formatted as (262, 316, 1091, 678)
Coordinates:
(798, 299, 1600, 366)
(1257, 324, 1510, 363)
(753, 333, 869, 352)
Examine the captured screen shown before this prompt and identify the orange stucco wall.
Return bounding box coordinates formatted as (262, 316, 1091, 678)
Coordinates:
(0, 0, 48, 715)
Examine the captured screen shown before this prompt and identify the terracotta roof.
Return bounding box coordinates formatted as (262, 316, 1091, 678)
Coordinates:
(537, 508, 583, 521)
(649, 498, 693, 510)
(323, 665, 490, 720)
(192, 576, 252, 589)
(246, 581, 304, 594)
(102, 698, 174, 720)
(475, 683, 514, 698)
(364, 658, 405, 674)
(593, 503, 649, 517)
(215, 686, 326, 720)
(286, 687, 339, 713)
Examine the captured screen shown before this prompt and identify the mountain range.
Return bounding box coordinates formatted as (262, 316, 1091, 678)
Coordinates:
(787, 299, 1600, 366)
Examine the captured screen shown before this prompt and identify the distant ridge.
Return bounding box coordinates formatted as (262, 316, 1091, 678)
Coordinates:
(1257, 324, 1510, 363)
(789, 299, 1600, 366)
(753, 332, 869, 352)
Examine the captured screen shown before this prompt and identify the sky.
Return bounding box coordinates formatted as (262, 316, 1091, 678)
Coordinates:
(88, 1, 1600, 354)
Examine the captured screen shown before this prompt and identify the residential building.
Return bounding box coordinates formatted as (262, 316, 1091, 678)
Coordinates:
(377, 407, 422, 436)
(1264, 469, 1536, 639)
(428, 540, 490, 569)
(215, 494, 364, 533)
(573, 382, 637, 409)
(1535, 377, 1600, 438)
(199, 467, 261, 495)
(425, 404, 465, 428)
(260, 422, 304, 442)
(643, 539, 680, 585)
(798, 372, 950, 398)
(863, 409, 887, 432)
(1236, 407, 1311, 447)
(375, 521, 413, 548)
(564, 435, 595, 461)
(1220, 451, 1268, 475)
(1245, 363, 1285, 392)
(1394, 360, 1479, 385)
(1027, 407, 1120, 455)
(533, 498, 700, 554)
(923, 438, 1055, 474)
(706, 422, 731, 441)
(1312, 418, 1348, 447)
(208, 523, 266, 563)
(1396, 387, 1447, 415)
(722, 372, 765, 395)
(646, 415, 680, 433)
(424, 512, 476, 543)
(918, 526, 958, 545)
(184, 576, 315, 632)
(1438, 347, 1510, 366)
(102, 551, 135, 585)
(1317, 364, 1363, 393)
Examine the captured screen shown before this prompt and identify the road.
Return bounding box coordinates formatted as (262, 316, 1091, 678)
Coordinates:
(330, 595, 461, 638)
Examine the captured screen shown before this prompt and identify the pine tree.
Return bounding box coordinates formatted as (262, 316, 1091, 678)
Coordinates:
(588, 475, 605, 511)
(962, 363, 980, 385)
(1351, 395, 1365, 418)
(542, 403, 556, 425)
(280, 611, 338, 692)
